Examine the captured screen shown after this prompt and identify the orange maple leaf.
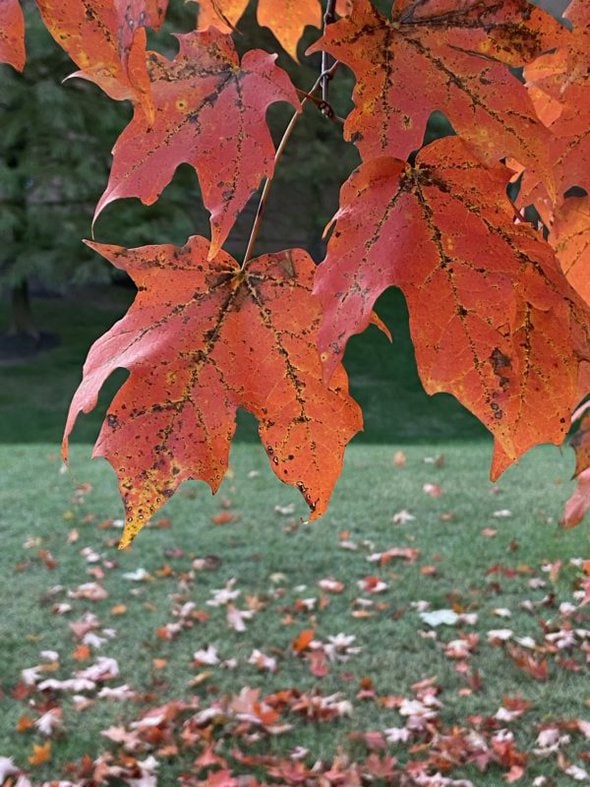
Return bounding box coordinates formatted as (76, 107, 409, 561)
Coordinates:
(315, 136, 590, 476)
(0, 0, 25, 71)
(524, 0, 590, 201)
(63, 240, 361, 547)
(196, 0, 322, 60)
(308, 0, 562, 182)
(551, 196, 590, 307)
(35, 0, 165, 119)
(93, 29, 300, 257)
(28, 741, 52, 767)
(292, 628, 315, 653)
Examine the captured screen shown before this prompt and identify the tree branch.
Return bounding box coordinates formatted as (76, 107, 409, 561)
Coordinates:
(241, 61, 340, 269)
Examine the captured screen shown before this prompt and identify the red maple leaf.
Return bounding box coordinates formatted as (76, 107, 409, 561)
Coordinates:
(0, 0, 25, 71)
(196, 0, 322, 61)
(525, 0, 590, 201)
(551, 197, 590, 307)
(315, 136, 590, 477)
(308, 0, 561, 182)
(94, 29, 300, 257)
(35, 0, 165, 118)
(63, 239, 361, 546)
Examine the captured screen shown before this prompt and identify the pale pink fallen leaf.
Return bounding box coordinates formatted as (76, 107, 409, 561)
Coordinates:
(34, 708, 63, 736)
(392, 509, 415, 525)
(247, 649, 277, 672)
(226, 605, 254, 632)
(318, 577, 345, 593)
(193, 645, 220, 666)
(67, 582, 108, 601)
(0, 757, 20, 782)
(76, 656, 119, 682)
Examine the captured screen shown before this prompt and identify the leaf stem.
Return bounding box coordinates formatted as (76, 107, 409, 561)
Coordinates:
(241, 60, 339, 269)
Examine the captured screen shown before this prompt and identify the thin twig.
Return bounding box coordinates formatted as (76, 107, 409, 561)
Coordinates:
(294, 87, 344, 123)
(241, 60, 340, 269)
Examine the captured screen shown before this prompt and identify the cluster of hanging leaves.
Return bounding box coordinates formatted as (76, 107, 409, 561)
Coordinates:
(3, 0, 590, 544)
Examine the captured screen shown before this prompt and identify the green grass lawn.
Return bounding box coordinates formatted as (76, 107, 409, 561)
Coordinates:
(0, 442, 589, 784)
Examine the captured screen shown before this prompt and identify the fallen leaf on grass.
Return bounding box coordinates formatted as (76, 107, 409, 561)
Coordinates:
(248, 649, 277, 672)
(357, 576, 388, 593)
(77, 656, 120, 682)
(211, 511, 236, 525)
(34, 707, 63, 736)
(226, 605, 254, 632)
(0, 758, 19, 782)
(422, 483, 443, 498)
(122, 567, 152, 581)
(318, 577, 345, 593)
(367, 547, 419, 564)
(419, 609, 458, 627)
(207, 579, 241, 607)
(392, 509, 415, 524)
(274, 503, 296, 516)
(67, 582, 108, 601)
(38, 677, 96, 692)
(308, 648, 329, 677)
(193, 645, 220, 666)
(72, 643, 92, 661)
(487, 628, 514, 643)
(564, 764, 590, 780)
(323, 633, 362, 662)
(507, 644, 549, 680)
(15, 713, 35, 736)
(292, 629, 315, 653)
(28, 740, 51, 766)
(98, 684, 136, 700)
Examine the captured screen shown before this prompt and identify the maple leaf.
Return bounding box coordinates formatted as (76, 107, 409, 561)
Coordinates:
(34, 707, 63, 736)
(559, 399, 590, 528)
(196, 0, 322, 61)
(506, 643, 549, 680)
(35, 0, 164, 118)
(292, 629, 315, 653)
(569, 401, 590, 478)
(94, 29, 300, 257)
(0, 0, 25, 71)
(0, 758, 20, 783)
(307, 0, 561, 180)
(561, 468, 590, 529)
(28, 740, 52, 767)
(524, 0, 589, 200)
(314, 136, 590, 476)
(550, 197, 590, 307)
(257, 0, 322, 62)
(194, 0, 248, 33)
(63, 239, 361, 546)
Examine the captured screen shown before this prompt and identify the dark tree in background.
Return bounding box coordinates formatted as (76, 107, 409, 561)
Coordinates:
(0, 3, 201, 355)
